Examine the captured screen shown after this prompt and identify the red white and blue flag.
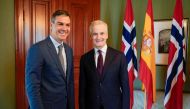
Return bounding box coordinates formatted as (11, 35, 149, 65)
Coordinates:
(164, 0, 186, 109)
(121, 0, 138, 108)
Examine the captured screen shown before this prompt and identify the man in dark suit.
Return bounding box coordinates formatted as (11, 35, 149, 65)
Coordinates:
(26, 10, 75, 109)
(79, 20, 130, 109)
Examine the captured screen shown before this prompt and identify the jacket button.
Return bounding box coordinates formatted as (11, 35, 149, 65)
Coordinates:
(100, 83, 102, 86)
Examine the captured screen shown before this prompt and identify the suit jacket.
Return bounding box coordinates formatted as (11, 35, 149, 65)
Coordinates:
(26, 36, 75, 109)
(79, 47, 130, 109)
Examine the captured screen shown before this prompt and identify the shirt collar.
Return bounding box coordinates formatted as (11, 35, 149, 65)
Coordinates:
(94, 44, 107, 54)
(50, 35, 63, 48)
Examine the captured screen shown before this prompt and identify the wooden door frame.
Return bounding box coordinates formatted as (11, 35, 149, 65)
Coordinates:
(15, 0, 27, 109)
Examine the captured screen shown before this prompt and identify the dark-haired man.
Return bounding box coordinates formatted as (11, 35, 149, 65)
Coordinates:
(26, 10, 75, 109)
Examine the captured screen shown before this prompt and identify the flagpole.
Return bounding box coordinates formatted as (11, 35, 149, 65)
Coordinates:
(144, 89, 146, 109)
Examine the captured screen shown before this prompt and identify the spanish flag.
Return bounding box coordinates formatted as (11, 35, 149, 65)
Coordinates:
(139, 0, 156, 109)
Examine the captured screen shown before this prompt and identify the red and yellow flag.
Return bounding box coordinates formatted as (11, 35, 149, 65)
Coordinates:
(139, 0, 156, 108)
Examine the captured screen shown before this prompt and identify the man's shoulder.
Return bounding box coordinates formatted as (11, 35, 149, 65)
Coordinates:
(32, 37, 49, 46)
(107, 46, 123, 55)
(83, 49, 94, 56)
(28, 37, 50, 53)
(63, 42, 72, 50)
(80, 49, 94, 60)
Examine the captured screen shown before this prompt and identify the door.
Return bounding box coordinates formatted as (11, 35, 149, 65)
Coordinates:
(15, 0, 100, 109)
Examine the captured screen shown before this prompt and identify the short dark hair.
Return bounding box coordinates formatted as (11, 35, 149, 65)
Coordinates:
(51, 10, 70, 23)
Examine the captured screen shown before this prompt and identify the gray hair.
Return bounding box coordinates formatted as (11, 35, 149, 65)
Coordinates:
(89, 20, 108, 35)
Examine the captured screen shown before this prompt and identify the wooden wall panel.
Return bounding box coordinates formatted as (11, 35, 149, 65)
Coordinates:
(15, 0, 100, 109)
(32, 0, 50, 42)
(71, 4, 87, 57)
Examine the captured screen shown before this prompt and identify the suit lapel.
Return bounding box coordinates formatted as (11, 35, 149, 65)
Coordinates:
(63, 43, 71, 82)
(46, 37, 66, 80)
(87, 49, 100, 80)
(102, 47, 114, 80)
(89, 50, 97, 73)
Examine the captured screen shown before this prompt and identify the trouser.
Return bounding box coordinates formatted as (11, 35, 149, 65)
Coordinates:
(100, 104, 104, 109)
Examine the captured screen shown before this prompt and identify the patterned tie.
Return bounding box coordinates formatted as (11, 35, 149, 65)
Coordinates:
(97, 50, 103, 76)
(58, 44, 66, 76)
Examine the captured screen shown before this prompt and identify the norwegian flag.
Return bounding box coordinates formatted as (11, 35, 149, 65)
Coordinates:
(164, 0, 186, 109)
(121, 0, 137, 108)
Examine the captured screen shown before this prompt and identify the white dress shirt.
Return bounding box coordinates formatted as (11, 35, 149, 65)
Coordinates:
(94, 44, 107, 67)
